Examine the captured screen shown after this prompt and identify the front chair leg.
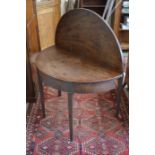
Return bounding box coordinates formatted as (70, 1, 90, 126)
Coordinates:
(116, 76, 123, 117)
(68, 92, 74, 142)
(37, 70, 46, 118)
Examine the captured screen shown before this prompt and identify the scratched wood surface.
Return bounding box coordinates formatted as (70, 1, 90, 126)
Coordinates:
(36, 9, 123, 84)
(36, 46, 121, 82)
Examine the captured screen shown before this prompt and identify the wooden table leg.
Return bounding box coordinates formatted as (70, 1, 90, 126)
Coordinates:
(116, 76, 123, 117)
(68, 92, 73, 141)
(58, 90, 61, 96)
(37, 70, 46, 118)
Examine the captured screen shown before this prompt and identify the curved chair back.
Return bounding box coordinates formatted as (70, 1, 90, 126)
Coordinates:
(55, 9, 123, 73)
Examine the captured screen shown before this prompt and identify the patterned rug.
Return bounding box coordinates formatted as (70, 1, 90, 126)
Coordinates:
(27, 86, 129, 155)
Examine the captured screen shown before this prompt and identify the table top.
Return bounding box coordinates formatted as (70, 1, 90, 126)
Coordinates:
(36, 46, 121, 83)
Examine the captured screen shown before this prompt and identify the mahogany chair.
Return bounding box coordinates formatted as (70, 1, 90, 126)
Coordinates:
(35, 9, 124, 141)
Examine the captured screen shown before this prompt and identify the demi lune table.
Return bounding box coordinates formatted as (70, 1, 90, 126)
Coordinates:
(35, 9, 124, 141)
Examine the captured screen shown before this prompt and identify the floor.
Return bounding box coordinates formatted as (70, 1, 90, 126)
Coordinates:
(26, 86, 129, 155)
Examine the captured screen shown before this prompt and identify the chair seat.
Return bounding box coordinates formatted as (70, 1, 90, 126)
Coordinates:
(36, 46, 120, 83)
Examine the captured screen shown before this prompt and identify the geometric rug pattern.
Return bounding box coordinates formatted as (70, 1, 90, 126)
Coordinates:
(27, 86, 129, 155)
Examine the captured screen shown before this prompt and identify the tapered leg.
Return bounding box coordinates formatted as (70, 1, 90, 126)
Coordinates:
(116, 77, 123, 117)
(37, 70, 46, 118)
(58, 90, 61, 96)
(68, 92, 74, 141)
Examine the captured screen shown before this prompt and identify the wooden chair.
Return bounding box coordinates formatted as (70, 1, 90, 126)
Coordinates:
(35, 8, 124, 141)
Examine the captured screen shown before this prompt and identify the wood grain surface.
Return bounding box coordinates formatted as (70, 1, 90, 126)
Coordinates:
(36, 46, 121, 83)
(36, 8, 124, 85)
(56, 8, 123, 73)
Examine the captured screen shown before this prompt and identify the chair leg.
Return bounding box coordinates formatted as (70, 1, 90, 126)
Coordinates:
(58, 90, 61, 96)
(37, 70, 46, 118)
(116, 77, 123, 117)
(68, 92, 74, 141)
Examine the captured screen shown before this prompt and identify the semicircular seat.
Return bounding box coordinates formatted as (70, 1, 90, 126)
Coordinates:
(35, 8, 124, 141)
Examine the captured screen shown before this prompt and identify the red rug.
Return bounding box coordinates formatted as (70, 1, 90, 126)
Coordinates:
(27, 86, 128, 155)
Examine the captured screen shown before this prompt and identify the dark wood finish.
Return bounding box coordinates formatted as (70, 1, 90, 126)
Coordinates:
(56, 9, 123, 73)
(38, 70, 118, 94)
(58, 90, 61, 96)
(116, 76, 123, 117)
(68, 93, 73, 141)
(26, 49, 35, 103)
(37, 69, 46, 118)
(79, 0, 107, 16)
(35, 9, 124, 141)
(126, 57, 129, 86)
(119, 30, 129, 43)
(36, 46, 122, 83)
